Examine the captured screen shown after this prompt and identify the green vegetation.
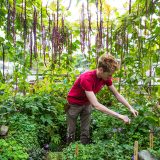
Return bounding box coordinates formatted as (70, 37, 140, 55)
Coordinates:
(0, 0, 160, 159)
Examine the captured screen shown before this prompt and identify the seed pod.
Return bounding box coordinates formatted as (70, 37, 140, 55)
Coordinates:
(87, 0, 92, 31)
(7, 0, 11, 38)
(145, 0, 148, 15)
(23, 0, 27, 51)
(41, 2, 43, 29)
(70, 32, 72, 54)
(46, 2, 51, 39)
(137, 3, 139, 16)
(2, 44, 5, 77)
(87, 0, 91, 54)
(42, 25, 47, 66)
(52, 14, 58, 63)
(118, 43, 123, 92)
(87, 30, 91, 55)
(61, 16, 65, 49)
(114, 32, 118, 53)
(126, 33, 128, 54)
(96, 0, 99, 30)
(144, 0, 148, 35)
(33, 7, 37, 59)
(51, 14, 55, 63)
(95, 0, 103, 53)
(56, 0, 59, 28)
(129, 0, 131, 14)
(66, 28, 69, 53)
(48, 15, 51, 35)
(20, 0, 23, 23)
(12, 0, 16, 46)
(80, 3, 85, 53)
(58, 21, 66, 66)
(110, 23, 112, 54)
(149, 0, 153, 28)
(30, 29, 33, 69)
(106, 22, 109, 53)
(40, 2, 43, 57)
(99, 0, 103, 50)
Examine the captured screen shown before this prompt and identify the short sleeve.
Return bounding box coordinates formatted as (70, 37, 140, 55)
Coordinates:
(80, 78, 93, 91)
(105, 79, 112, 86)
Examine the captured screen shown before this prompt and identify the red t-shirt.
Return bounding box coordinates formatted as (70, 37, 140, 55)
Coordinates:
(67, 70, 112, 105)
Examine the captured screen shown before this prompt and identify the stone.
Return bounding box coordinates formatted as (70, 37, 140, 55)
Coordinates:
(138, 150, 157, 160)
(0, 125, 9, 136)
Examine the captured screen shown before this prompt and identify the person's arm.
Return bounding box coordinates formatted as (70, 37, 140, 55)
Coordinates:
(85, 91, 130, 124)
(108, 85, 138, 117)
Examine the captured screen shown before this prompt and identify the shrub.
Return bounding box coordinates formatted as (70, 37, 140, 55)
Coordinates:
(0, 139, 29, 160)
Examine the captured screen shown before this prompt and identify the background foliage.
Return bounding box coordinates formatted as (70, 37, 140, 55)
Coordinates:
(0, 0, 160, 159)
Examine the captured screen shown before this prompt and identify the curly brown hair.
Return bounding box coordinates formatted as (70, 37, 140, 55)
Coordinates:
(97, 54, 119, 73)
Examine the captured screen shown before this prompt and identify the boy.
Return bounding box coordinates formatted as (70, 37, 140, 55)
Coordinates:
(66, 54, 138, 144)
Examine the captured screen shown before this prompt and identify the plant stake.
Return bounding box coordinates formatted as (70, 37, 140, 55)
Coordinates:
(134, 141, 138, 160)
(149, 130, 153, 149)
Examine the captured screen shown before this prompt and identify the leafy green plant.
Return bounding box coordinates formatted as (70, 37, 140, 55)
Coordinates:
(28, 148, 47, 160)
(47, 151, 63, 160)
(62, 141, 133, 160)
(149, 148, 160, 159)
(0, 82, 12, 103)
(7, 113, 39, 150)
(0, 139, 29, 160)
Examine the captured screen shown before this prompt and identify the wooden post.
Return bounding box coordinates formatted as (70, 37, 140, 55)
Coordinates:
(134, 141, 138, 160)
(75, 144, 79, 157)
(149, 130, 154, 149)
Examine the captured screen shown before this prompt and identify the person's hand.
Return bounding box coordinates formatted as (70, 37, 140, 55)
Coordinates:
(130, 108, 138, 117)
(120, 115, 131, 124)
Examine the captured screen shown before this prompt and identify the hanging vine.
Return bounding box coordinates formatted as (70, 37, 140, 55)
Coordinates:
(30, 29, 33, 69)
(129, 0, 131, 14)
(0, 0, 159, 96)
(33, 7, 37, 59)
(12, 0, 16, 46)
(42, 25, 47, 66)
(80, 3, 86, 54)
(87, 0, 92, 57)
(6, 0, 11, 38)
(23, 0, 27, 52)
